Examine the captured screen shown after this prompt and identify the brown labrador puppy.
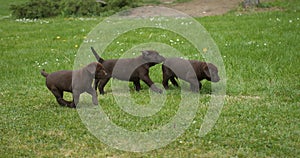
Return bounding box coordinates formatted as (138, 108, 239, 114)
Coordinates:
(91, 47, 165, 94)
(162, 58, 220, 92)
(41, 62, 107, 108)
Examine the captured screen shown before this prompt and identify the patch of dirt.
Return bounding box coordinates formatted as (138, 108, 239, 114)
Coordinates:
(159, 0, 242, 17)
(128, 0, 276, 17)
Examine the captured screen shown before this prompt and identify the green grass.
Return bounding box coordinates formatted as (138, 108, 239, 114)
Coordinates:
(1, 0, 299, 157)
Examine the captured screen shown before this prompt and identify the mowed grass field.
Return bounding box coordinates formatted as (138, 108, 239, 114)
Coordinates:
(0, 0, 299, 157)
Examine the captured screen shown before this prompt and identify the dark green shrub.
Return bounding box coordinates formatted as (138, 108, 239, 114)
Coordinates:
(59, 0, 104, 17)
(10, 0, 138, 18)
(10, 0, 61, 18)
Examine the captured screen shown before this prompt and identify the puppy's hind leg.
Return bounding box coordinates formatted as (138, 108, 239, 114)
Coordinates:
(50, 89, 74, 107)
(162, 75, 170, 89)
(170, 77, 179, 87)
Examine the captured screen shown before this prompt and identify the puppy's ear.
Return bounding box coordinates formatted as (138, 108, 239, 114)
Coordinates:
(142, 50, 150, 56)
(142, 50, 153, 61)
(203, 63, 211, 78)
(86, 62, 96, 75)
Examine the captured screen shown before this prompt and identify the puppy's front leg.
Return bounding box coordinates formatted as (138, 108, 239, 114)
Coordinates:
(69, 101, 76, 108)
(190, 83, 199, 92)
(140, 74, 162, 94)
(133, 80, 141, 91)
(94, 79, 100, 91)
(72, 90, 80, 106)
(199, 82, 202, 90)
(86, 87, 98, 105)
(98, 78, 110, 95)
(186, 70, 199, 92)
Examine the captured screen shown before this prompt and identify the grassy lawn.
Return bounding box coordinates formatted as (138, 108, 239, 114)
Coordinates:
(0, 0, 299, 157)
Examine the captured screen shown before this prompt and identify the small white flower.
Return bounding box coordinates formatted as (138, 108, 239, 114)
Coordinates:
(170, 39, 174, 43)
(56, 58, 59, 62)
(289, 20, 293, 23)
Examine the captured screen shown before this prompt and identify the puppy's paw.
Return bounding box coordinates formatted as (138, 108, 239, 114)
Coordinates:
(92, 98, 99, 105)
(157, 88, 163, 94)
(68, 103, 76, 108)
(151, 86, 163, 94)
(190, 87, 199, 93)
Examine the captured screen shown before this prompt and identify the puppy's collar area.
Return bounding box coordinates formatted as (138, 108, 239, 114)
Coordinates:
(83, 68, 95, 79)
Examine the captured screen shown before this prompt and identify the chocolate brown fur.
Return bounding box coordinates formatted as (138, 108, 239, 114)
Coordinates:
(162, 58, 220, 92)
(91, 47, 165, 94)
(41, 62, 107, 108)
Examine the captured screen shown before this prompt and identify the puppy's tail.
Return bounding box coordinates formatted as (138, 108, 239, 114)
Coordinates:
(91, 47, 105, 63)
(41, 69, 48, 77)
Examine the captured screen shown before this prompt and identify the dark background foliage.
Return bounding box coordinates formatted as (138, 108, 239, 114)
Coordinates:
(10, 0, 138, 18)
